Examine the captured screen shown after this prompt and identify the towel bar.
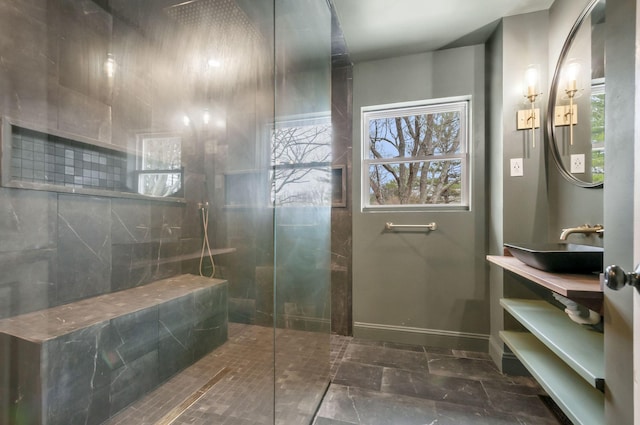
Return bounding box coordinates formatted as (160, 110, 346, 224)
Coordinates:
(385, 222, 437, 231)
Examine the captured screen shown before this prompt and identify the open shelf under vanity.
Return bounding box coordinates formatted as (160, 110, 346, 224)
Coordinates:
(500, 331, 604, 425)
(488, 254, 604, 425)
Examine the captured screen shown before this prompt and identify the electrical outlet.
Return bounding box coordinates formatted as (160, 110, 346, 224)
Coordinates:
(510, 158, 524, 177)
(570, 154, 585, 173)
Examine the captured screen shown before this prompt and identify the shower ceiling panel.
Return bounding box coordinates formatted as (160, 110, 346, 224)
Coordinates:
(163, 0, 261, 43)
(161, 0, 269, 93)
(105, 0, 271, 95)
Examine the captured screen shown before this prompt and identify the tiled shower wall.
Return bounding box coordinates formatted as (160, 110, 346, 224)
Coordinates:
(330, 7, 354, 336)
(0, 0, 207, 319)
(330, 63, 353, 336)
(0, 0, 351, 336)
(0, 189, 206, 319)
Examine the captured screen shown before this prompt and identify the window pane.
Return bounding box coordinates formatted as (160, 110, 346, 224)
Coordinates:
(138, 173, 182, 197)
(272, 167, 332, 206)
(368, 160, 462, 205)
(592, 149, 604, 183)
(270, 118, 332, 207)
(142, 136, 181, 170)
(591, 92, 605, 148)
(591, 89, 604, 184)
(272, 122, 331, 165)
(368, 111, 461, 159)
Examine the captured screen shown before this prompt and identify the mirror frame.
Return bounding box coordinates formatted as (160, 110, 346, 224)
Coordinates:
(546, 0, 604, 188)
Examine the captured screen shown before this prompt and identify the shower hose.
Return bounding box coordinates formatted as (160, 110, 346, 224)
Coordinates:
(199, 203, 216, 278)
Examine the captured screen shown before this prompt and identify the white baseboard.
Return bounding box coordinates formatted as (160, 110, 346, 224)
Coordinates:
(353, 321, 489, 351)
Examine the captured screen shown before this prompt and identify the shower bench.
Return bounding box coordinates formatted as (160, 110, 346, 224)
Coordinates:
(0, 274, 228, 425)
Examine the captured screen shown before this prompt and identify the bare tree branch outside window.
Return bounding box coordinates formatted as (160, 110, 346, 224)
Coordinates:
(137, 135, 183, 197)
(590, 82, 605, 183)
(271, 120, 332, 206)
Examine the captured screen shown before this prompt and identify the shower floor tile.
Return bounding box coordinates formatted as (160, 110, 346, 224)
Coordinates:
(104, 323, 330, 425)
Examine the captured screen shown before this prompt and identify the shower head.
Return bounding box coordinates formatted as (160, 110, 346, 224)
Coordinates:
(161, 0, 269, 102)
(163, 0, 260, 40)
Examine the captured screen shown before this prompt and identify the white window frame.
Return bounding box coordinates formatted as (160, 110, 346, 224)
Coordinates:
(361, 96, 471, 212)
(136, 133, 183, 198)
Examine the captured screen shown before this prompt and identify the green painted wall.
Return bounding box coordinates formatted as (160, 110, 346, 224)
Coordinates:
(487, 1, 635, 423)
(487, 9, 553, 371)
(351, 45, 488, 350)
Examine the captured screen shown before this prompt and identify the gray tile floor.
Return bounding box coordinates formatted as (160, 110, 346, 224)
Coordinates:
(316, 338, 565, 425)
(105, 325, 565, 425)
(105, 323, 329, 425)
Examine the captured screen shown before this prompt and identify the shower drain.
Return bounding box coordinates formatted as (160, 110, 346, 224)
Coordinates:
(155, 367, 231, 425)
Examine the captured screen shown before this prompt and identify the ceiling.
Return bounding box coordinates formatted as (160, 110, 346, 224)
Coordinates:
(332, 0, 555, 62)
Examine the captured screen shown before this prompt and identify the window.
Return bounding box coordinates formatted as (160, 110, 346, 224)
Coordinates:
(590, 80, 604, 184)
(270, 116, 332, 207)
(362, 98, 470, 210)
(136, 134, 183, 197)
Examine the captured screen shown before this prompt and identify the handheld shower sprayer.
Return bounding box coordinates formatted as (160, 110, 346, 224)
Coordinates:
(199, 201, 216, 278)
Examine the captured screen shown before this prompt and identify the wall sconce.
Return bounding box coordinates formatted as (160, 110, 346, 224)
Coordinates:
(181, 109, 226, 130)
(104, 53, 116, 79)
(554, 60, 581, 145)
(517, 65, 542, 148)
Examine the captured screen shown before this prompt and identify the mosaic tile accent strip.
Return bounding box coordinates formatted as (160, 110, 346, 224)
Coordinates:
(10, 125, 128, 191)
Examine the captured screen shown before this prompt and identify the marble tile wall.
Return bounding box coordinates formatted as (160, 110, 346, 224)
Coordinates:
(0, 189, 57, 318)
(56, 194, 112, 303)
(0, 185, 207, 319)
(330, 62, 353, 336)
(0, 0, 350, 336)
(274, 209, 331, 333)
(0, 0, 209, 319)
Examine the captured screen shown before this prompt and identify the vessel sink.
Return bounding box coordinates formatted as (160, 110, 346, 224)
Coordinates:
(504, 243, 603, 273)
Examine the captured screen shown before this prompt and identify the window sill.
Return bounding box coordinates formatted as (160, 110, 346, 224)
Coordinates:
(361, 205, 470, 213)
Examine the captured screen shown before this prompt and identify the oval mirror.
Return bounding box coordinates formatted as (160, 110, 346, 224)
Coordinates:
(547, 0, 605, 188)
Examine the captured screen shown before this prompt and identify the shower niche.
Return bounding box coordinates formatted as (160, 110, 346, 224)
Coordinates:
(0, 118, 185, 202)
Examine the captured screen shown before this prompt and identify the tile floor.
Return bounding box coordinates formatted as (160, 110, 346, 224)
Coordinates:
(105, 323, 565, 425)
(105, 323, 329, 425)
(316, 337, 565, 425)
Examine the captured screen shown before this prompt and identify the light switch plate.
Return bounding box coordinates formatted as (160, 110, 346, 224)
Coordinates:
(570, 154, 585, 173)
(510, 158, 524, 177)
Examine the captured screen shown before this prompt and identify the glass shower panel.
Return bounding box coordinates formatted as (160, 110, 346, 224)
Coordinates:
(273, 0, 332, 424)
(0, 0, 331, 423)
(0, 0, 276, 424)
